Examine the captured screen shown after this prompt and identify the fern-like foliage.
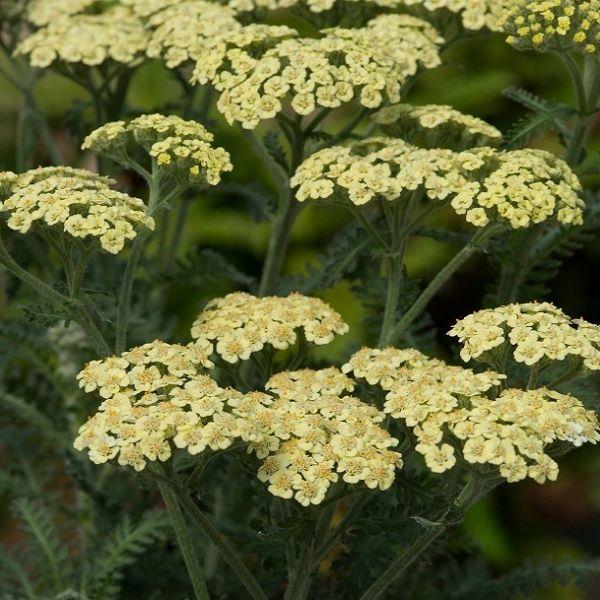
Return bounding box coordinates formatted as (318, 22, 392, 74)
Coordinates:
(11, 498, 73, 596)
(486, 192, 600, 306)
(84, 510, 169, 600)
(502, 87, 574, 149)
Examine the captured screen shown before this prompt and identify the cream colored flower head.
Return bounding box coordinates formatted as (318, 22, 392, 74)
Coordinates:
(26, 0, 97, 26)
(18, 5, 148, 68)
(83, 114, 233, 186)
(74, 339, 268, 471)
(142, 0, 241, 68)
(244, 368, 401, 505)
(0, 167, 154, 254)
(292, 138, 584, 229)
(503, 0, 600, 55)
(374, 104, 502, 150)
(447, 387, 599, 483)
(229, 0, 505, 32)
(343, 347, 599, 483)
(449, 302, 600, 371)
(190, 292, 349, 363)
(192, 14, 442, 129)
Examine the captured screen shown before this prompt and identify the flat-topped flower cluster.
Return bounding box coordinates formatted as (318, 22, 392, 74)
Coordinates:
(191, 14, 442, 128)
(190, 292, 350, 363)
(0, 167, 154, 254)
(292, 132, 584, 229)
(18, 3, 148, 68)
(247, 369, 402, 505)
(503, 0, 600, 55)
(449, 302, 600, 370)
(374, 103, 502, 150)
(344, 346, 599, 482)
(82, 114, 233, 186)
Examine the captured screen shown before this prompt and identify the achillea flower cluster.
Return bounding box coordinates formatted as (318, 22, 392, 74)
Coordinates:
(82, 114, 233, 185)
(0, 167, 154, 254)
(26, 0, 97, 26)
(246, 369, 401, 505)
(449, 302, 600, 370)
(190, 292, 349, 363)
(73, 340, 255, 471)
(343, 347, 599, 482)
(229, 0, 505, 32)
(503, 0, 600, 55)
(374, 104, 502, 150)
(143, 1, 241, 68)
(292, 137, 584, 228)
(192, 14, 442, 129)
(18, 3, 148, 69)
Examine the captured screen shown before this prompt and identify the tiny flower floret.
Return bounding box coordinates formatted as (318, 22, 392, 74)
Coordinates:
(190, 292, 349, 363)
(246, 368, 402, 505)
(74, 340, 261, 471)
(503, 0, 600, 55)
(343, 347, 599, 482)
(18, 5, 148, 68)
(82, 114, 233, 186)
(26, 0, 97, 26)
(0, 167, 154, 254)
(292, 137, 584, 229)
(374, 104, 502, 150)
(191, 14, 442, 129)
(449, 302, 600, 371)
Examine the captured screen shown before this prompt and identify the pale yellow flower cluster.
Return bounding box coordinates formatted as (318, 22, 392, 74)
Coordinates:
(0, 167, 154, 254)
(73, 340, 261, 471)
(228, 0, 505, 32)
(343, 347, 599, 483)
(192, 14, 441, 129)
(504, 0, 600, 55)
(448, 387, 599, 483)
(18, 4, 147, 68)
(143, 1, 241, 68)
(400, 0, 506, 32)
(292, 137, 584, 229)
(246, 368, 402, 505)
(82, 114, 233, 186)
(449, 302, 600, 370)
(190, 292, 349, 363)
(374, 104, 502, 149)
(27, 0, 97, 26)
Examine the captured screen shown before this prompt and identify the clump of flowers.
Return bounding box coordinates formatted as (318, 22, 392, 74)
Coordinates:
(141, 0, 242, 68)
(246, 368, 402, 505)
(292, 136, 584, 228)
(82, 114, 233, 186)
(503, 0, 600, 55)
(374, 104, 502, 150)
(343, 347, 599, 482)
(17, 4, 148, 68)
(0, 167, 155, 254)
(192, 14, 442, 129)
(449, 302, 600, 370)
(74, 340, 255, 471)
(190, 292, 349, 363)
(26, 0, 97, 26)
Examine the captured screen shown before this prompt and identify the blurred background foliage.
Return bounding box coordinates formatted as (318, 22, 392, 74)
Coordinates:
(1, 26, 599, 599)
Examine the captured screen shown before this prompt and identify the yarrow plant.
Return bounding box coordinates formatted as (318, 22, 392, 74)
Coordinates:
(0, 1, 599, 600)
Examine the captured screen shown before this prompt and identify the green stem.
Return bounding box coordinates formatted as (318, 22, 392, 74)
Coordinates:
(386, 226, 501, 346)
(114, 170, 161, 353)
(0, 231, 110, 356)
(284, 537, 315, 600)
(158, 481, 211, 600)
(358, 477, 498, 600)
(172, 487, 268, 600)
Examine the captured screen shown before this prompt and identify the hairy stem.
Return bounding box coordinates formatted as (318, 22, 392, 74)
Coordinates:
(158, 481, 211, 600)
(386, 226, 501, 346)
(172, 486, 268, 600)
